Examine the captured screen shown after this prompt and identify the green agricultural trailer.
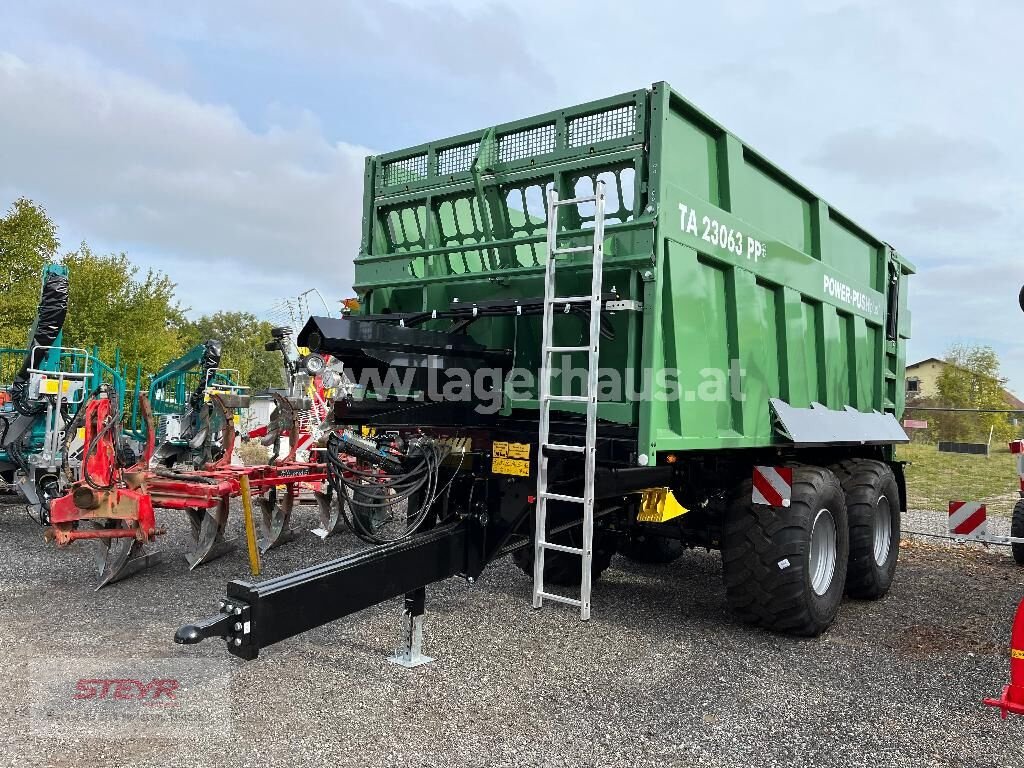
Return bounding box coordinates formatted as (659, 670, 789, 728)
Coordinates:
(179, 82, 915, 661)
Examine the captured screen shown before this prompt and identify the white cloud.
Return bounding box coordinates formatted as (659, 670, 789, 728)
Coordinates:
(810, 127, 1003, 184)
(0, 46, 371, 315)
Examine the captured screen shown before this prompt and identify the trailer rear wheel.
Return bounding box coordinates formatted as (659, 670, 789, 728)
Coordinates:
(511, 504, 617, 587)
(621, 532, 684, 564)
(722, 465, 849, 636)
(831, 459, 900, 598)
(1012, 499, 1024, 565)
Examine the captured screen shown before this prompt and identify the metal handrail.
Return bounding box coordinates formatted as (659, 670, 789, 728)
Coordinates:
(27, 345, 95, 380)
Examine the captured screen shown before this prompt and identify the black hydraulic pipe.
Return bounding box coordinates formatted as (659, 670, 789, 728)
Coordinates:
(594, 465, 674, 498)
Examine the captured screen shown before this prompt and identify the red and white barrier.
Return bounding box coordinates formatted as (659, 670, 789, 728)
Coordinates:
(948, 501, 988, 538)
(1011, 440, 1024, 494)
(752, 466, 792, 508)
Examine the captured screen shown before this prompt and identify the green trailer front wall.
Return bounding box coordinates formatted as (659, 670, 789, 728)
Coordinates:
(352, 82, 913, 455)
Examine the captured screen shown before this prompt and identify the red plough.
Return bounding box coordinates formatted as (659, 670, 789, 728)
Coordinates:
(46, 391, 328, 589)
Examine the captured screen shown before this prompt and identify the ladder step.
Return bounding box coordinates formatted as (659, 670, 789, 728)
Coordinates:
(541, 542, 584, 555)
(552, 245, 593, 255)
(545, 395, 589, 403)
(552, 194, 598, 207)
(550, 295, 595, 304)
(552, 196, 598, 208)
(544, 345, 590, 353)
(541, 491, 585, 504)
(543, 443, 585, 454)
(537, 591, 583, 607)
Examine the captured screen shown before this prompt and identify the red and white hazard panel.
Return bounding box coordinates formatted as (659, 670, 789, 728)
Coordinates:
(948, 501, 988, 537)
(752, 466, 793, 508)
(1011, 440, 1024, 493)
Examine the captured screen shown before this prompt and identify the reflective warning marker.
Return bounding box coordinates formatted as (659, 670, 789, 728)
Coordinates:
(948, 501, 988, 538)
(752, 466, 793, 508)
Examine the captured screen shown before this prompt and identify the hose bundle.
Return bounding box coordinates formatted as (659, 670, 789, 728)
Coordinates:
(324, 430, 457, 545)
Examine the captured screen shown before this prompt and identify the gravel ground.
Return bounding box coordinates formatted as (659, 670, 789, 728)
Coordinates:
(0, 495, 1022, 768)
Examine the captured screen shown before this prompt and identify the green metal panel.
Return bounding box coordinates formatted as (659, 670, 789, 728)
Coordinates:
(351, 82, 914, 455)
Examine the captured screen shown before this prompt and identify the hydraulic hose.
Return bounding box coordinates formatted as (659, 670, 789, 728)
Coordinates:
(323, 431, 454, 545)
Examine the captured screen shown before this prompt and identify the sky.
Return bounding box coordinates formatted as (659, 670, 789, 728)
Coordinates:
(1, 1, 1022, 388)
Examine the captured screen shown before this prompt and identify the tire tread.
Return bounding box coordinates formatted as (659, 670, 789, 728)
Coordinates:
(722, 465, 848, 637)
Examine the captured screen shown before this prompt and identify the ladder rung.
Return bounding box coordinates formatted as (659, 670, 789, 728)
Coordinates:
(545, 345, 590, 353)
(550, 295, 595, 304)
(541, 492, 585, 504)
(541, 542, 583, 555)
(552, 245, 593, 255)
(537, 591, 583, 607)
(543, 443, 585, 454)
(552, 195, 598, 207)
(546, 395, 588, 403)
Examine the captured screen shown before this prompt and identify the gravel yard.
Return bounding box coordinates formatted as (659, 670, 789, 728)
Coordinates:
(0, 497, 1022, 768)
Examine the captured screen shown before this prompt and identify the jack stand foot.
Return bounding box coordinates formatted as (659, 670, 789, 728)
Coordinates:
(388, 588, 432, 668)
(388, 611, 433, 668)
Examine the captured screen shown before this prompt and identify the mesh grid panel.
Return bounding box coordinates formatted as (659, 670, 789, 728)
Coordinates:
(496, 124, 557, 163)
(567, 105, 637, 148)
(438, 143, 479, 175)
(383, 154, 428, 186)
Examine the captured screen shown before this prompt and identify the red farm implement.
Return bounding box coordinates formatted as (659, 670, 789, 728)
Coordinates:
(46, 390, 330, 589)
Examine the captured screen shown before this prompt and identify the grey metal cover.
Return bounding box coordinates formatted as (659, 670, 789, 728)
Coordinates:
(770, 399, 910, 446)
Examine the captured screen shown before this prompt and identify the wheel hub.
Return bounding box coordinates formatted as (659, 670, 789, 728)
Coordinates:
(809, 508, 838, 596)
(872, 494, 892, 566)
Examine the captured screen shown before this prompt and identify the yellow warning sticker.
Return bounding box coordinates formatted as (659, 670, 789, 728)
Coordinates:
(492, 441, 531, 476)
(40, 379, 72, 395)
(508, 442, 530, 460)
(1012, 648, 1024, 660)
(492, 457, 530, 476)
(493, 441, 530, 459)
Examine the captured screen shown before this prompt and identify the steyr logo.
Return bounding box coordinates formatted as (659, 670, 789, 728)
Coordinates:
(73, 678, 179, 703)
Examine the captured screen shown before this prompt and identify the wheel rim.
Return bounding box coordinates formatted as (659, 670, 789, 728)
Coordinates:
(872, 494, 892, 566)
(809, 508, 837, 596)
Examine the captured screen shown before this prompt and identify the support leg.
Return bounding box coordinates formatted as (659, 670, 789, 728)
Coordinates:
(388, 587, 433, 668)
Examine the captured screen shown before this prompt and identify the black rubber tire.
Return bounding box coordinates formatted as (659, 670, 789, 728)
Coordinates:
(722, 465, 849, 637)
(512, 504, 617, 587)
(830, 459, 901, 599)
(1012, 499, 1024, 566)
(621, 532, 685, 564)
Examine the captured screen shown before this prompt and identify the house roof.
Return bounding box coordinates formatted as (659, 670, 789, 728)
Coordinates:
(1005, 391, 1024, 410)
(907, 357, 944, 368)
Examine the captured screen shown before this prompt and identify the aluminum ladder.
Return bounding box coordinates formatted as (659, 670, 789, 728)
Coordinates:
(533, 180, 606, 620)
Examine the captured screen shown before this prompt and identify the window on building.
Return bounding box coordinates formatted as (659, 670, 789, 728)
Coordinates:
(906, 378, 920, 393)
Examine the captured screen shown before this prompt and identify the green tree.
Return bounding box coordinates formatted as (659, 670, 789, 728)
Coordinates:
(181, 311, 282, 391)
(0, 198, 61, 346)
(934, 344, 1020, 443)
(60, 245, 187, 374)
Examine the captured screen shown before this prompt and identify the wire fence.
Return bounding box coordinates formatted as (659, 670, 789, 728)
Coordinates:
(898, 405, 1023, 548)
